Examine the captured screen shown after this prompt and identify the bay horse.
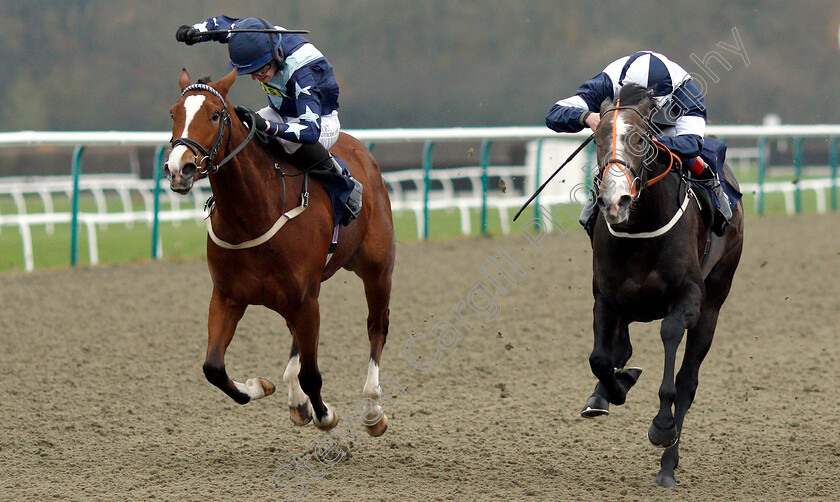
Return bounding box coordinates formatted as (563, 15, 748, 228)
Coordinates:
(581, 84, 743, 487)
(165, 69, 395, 436)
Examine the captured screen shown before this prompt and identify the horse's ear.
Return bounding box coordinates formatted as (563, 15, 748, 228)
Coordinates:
(178, 69, 192, 92)
(217, 69, 237, 96)
(599, 97, 613, 114)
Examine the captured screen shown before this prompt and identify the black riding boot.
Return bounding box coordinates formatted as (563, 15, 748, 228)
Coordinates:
(690, 161, 732, 236)
(290, 142, 363, 224)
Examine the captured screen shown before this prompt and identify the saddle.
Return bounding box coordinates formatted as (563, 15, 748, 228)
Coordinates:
(237, 109, 355, 227)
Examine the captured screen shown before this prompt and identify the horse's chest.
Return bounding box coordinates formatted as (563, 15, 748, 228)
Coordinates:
(617, 273, 668, 301)
(600, 269, 672, 310)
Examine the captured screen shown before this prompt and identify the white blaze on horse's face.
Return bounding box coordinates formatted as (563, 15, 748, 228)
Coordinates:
(598, 113, 635, 225)
(166, 95, 206, 192)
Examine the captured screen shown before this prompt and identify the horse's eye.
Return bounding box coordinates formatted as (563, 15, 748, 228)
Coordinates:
(212, 111, 221, 121)
(169, 111, 174, 120)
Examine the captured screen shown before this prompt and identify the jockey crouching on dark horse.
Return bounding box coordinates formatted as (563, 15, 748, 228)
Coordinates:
(546, 50, 734, 237)
(176, 15, 363, 224)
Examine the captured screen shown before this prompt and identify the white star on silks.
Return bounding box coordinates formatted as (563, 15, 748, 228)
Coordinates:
(284, 122, 308, 139)
(295, 82, 312, 98)
(299, 106, 319, 123)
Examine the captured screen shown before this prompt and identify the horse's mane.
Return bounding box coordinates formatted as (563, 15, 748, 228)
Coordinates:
(196, 76, 214, 85)
(617, 83, 655, 107)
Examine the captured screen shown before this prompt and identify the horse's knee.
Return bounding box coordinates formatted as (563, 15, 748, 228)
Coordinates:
(203, 362, 226, 387)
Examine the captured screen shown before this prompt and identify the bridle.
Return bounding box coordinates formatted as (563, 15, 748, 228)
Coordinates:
(171, 83, 256, 175)
(597, 99, 682, 205)
(172, 82, 308, 250)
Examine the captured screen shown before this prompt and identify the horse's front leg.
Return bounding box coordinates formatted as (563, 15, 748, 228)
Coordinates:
(583, 296, 642, 417)
(203, 287, 275, 404)
(648, 283, 702, 449)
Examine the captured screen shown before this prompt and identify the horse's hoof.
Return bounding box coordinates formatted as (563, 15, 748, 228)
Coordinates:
(240, 377, 275, 400)
(581, 394, 610, 418)
(314, 408, 339, 431)
(648, 423, 679, 448)
(289, 403, 313, 426)
(364, 414, 388, 437)
(617, 367, 642, 386)
(654, 472, 678, 488)
(258, 378, 276, 397)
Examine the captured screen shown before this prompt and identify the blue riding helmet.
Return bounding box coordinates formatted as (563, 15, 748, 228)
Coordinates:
(226, 18, 282, 75)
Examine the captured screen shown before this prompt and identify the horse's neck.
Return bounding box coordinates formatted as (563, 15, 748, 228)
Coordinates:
(628, 172, 685, 232)
(207, 130, 290, 226)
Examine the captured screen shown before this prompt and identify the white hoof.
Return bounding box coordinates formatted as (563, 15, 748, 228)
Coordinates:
(235, 378, 275, 400)
(314, 403, 339, 431)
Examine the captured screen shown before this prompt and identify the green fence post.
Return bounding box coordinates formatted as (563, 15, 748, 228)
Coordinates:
(365, 141, 375, 152)
(533, 139, 544, 229)
(793, 137, 803, 214)
(151, 145, 166, 259)
(479, 140, 492, 235)
(757, 137, 767, 216)
(70, 145, 85, 267)
(422, 140, 433, 240)
(830, 136, 838, 211)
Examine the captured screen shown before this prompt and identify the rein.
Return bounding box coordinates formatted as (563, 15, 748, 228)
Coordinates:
(600, 101, 681, 202)
(599, 100, 692, 238)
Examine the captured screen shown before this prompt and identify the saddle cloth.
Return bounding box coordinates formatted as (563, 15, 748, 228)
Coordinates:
(313, 156, 355, 227)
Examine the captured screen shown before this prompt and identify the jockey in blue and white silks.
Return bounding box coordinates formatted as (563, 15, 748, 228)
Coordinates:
(176, 15, 362, 224)
(546, 51, 706, 165)
(545, 51, 728, 236)
(186, 15, 340, 153)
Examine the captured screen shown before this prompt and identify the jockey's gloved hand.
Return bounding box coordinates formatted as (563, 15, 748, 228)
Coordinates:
(175, 25, 200, 45)
(251, 114, 271, 133)
(233, 106, 254, 124)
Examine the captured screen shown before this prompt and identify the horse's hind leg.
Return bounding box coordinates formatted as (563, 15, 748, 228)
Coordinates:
(288, 296, 339, 431)
(354, 252, 395, 437)
(203, 287, 276, 404)
(655, 307, 719, 488)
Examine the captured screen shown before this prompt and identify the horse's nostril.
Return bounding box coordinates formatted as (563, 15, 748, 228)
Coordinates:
(182, 162, 197, 179)
(618, 194, 632, 208)
(163, 164, 171, 179)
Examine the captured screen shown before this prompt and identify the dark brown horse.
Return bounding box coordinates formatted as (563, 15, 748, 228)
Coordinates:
(165, 69, 395, 436)
(581, 84, 743, 487)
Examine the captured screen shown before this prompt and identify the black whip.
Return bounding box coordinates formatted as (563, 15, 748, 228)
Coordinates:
(199, 28, 309, 36)
(512, 134, 594, 221)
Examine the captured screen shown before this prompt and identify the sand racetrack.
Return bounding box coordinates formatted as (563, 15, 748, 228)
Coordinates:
(1, 213, 838, 501)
